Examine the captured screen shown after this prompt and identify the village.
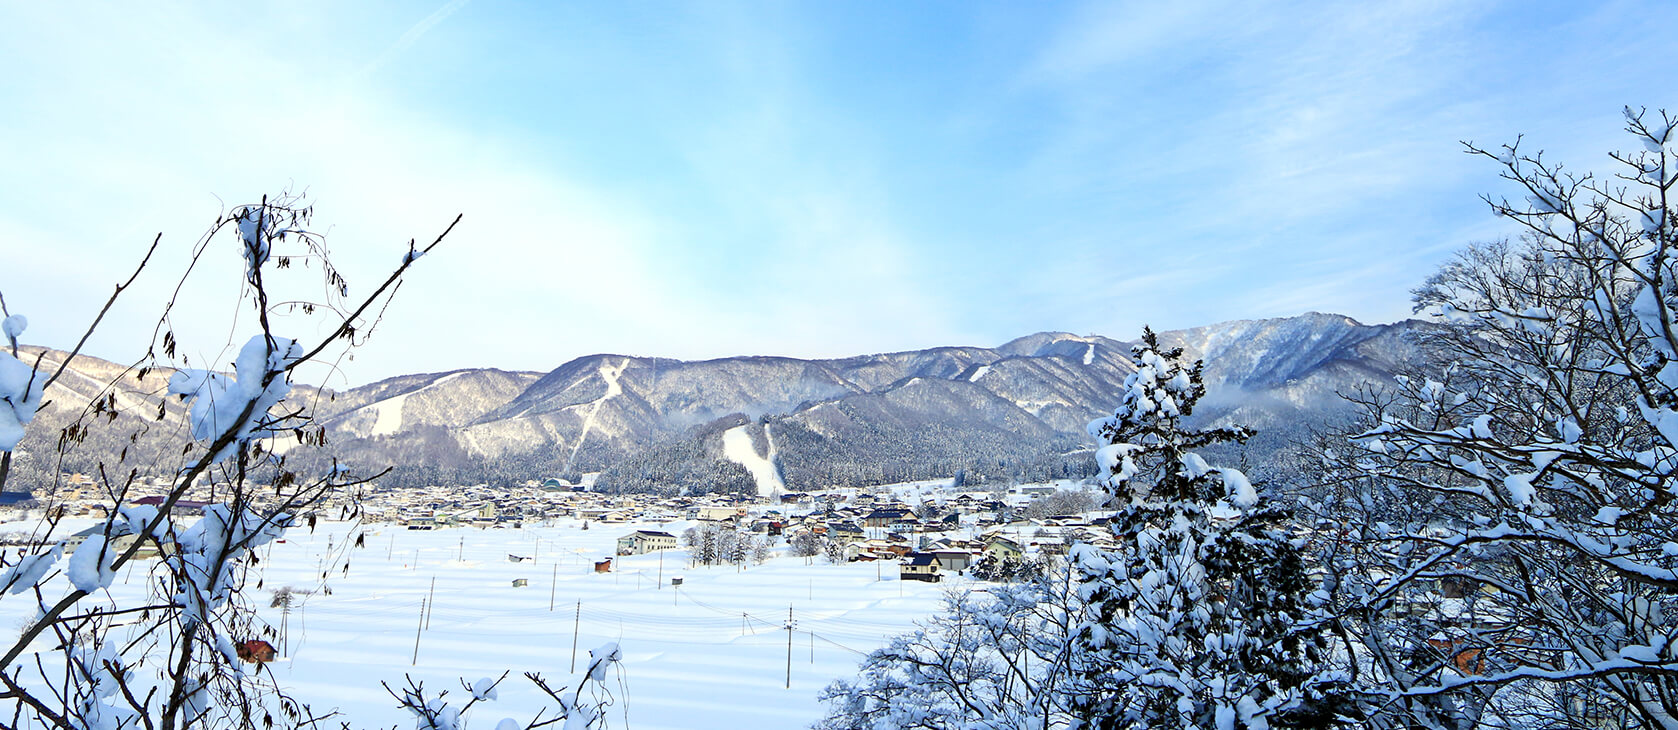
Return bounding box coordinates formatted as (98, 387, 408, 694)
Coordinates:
(23, 472, 1119, 585)
(0, 473, 1133, 729)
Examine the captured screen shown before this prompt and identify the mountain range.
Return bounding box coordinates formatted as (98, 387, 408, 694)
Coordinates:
(6, 312, 1423, 495)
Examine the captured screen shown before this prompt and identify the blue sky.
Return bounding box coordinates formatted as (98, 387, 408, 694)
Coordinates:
(2, 1, 1675, 386)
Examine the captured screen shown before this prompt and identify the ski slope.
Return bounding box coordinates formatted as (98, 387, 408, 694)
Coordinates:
(368, 371, 471, 436)
(722, 424, 786, 497)
(563, 358, 628, 474)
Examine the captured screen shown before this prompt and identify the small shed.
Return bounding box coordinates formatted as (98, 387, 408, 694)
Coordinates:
(593, 557, 613, 573)
(512, 578, 529, 588)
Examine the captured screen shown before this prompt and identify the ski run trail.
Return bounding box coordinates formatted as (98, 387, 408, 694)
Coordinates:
(563, 358, 627, 475)
(722, 423, 786, 497)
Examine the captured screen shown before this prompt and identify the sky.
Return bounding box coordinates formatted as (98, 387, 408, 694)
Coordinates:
(2, 0, 1676, 387)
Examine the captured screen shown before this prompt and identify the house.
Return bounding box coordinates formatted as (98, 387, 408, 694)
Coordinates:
(929, 549, 975, 573)
(616, 530, 678, 556)
(828, 522, 866, 542)
(886, 517, 918, 531)
(696, 505, 746, 522)
(130, 495, 212, 515)
(921, 512, 960, 532)
(63, 525, 173, 559)
(863, 508, 915, 528)
(1031, 536, 1069, 556)
(0, 490, 34, 507)
(983, 535, 1025, 560)
(899, 553, 942, 582)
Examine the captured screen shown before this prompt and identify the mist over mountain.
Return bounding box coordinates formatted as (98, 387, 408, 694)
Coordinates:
(6, 312, 1425, 495)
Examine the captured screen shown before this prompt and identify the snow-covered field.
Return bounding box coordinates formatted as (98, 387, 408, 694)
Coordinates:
(2, 517, 952, 730)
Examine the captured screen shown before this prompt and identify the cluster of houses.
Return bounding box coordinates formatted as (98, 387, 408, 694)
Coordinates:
(30, 474, 1130, 585)
(604, 488, 1124, 583)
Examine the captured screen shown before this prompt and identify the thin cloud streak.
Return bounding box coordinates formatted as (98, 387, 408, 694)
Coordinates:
(352, 0, 475, 83)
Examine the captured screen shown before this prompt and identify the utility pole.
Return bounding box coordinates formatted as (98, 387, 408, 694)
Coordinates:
(570, 601, 581, 673)
(425, 577, 436, 629)
(549, 564, 557, 611)
(457, 535, 464, 561)
(412, 599, 426, 666)
(785, 605, 795, 689)
(657, 550, 663, 588)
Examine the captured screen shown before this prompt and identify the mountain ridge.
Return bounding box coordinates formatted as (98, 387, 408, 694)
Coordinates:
(5, 312, 1428, 494)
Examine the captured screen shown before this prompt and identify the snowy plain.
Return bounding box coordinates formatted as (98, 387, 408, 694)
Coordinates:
(0, 515, 952, 730)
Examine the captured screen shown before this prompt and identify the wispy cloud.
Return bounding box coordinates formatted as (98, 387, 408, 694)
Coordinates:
(352, 0, 475, 83)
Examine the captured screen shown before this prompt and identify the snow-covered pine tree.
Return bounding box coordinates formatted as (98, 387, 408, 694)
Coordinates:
(1072, 328, 1348, 729)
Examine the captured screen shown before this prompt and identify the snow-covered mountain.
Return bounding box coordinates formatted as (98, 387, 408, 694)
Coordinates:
(6, 312, 1425, 494)
(296, 312, 1421, 490)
